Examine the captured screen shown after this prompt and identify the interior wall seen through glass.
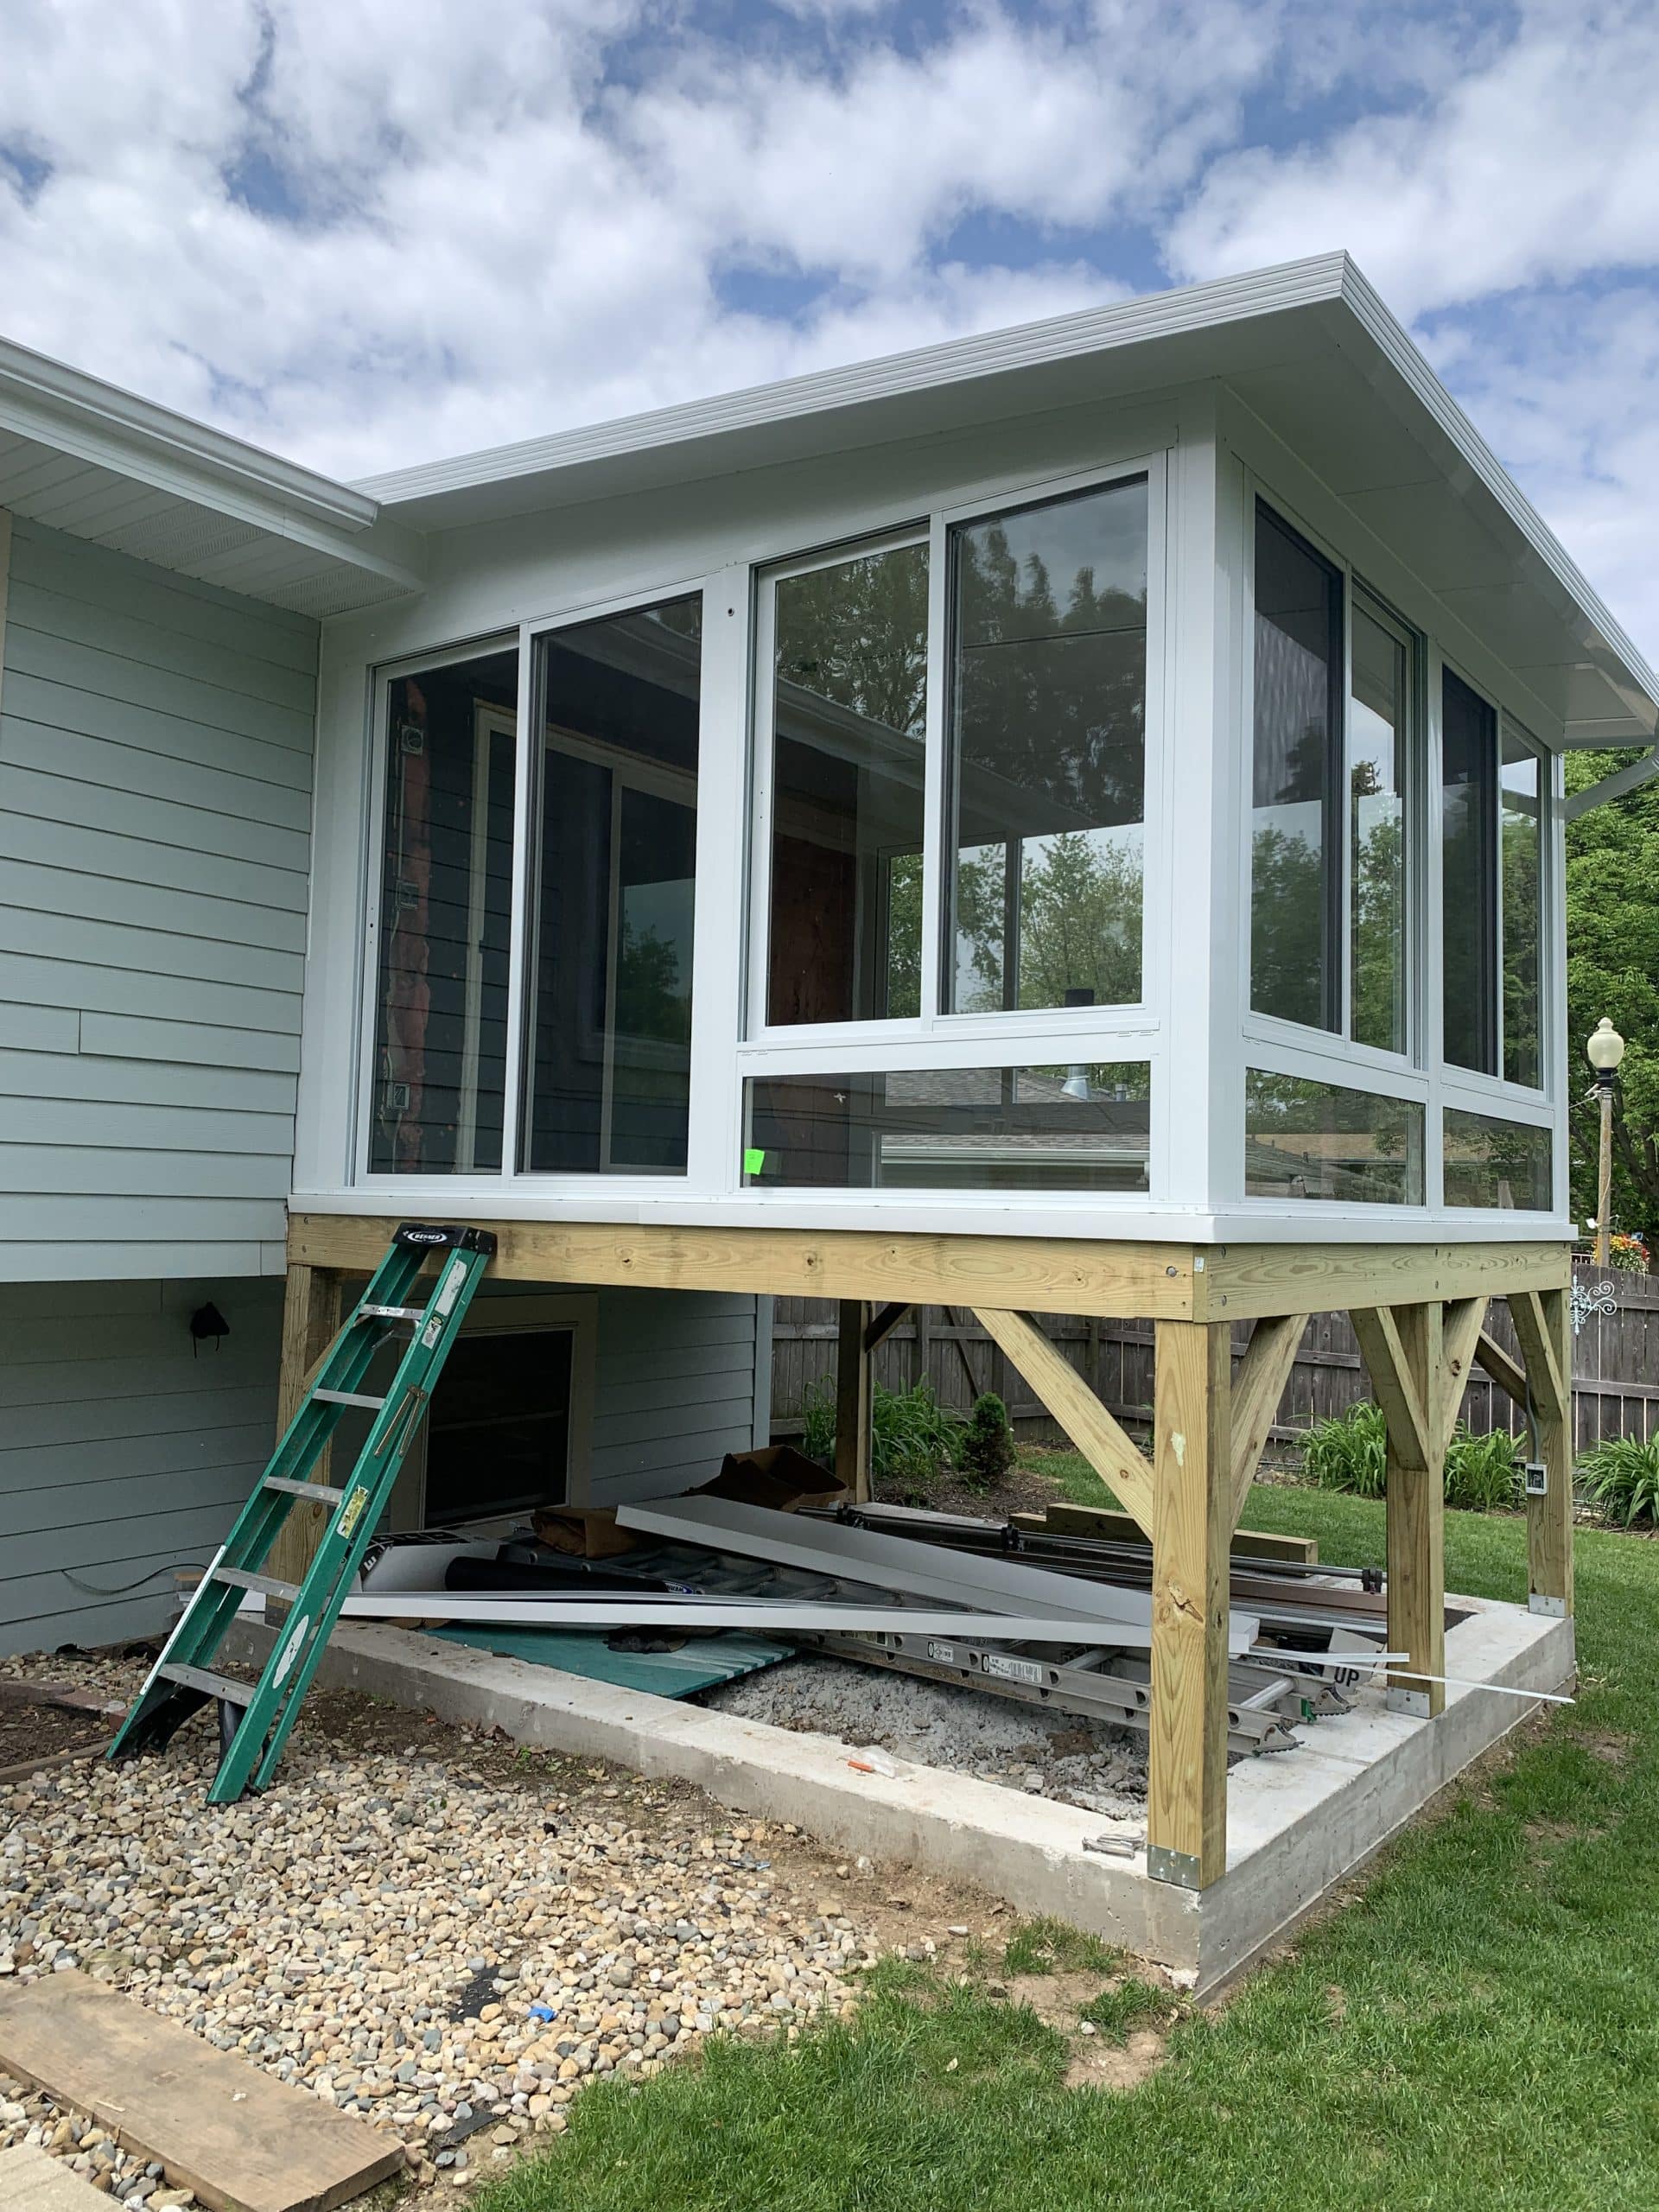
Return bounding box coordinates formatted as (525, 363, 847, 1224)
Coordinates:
(1350, 602, 1409, 1054)
(1441, 668, 1500, 1078)
(524, 596, 702, 1174)
(370, 648, 518, 1175)
(1244, 1070, 1425, 1205)
(745, 1064, 1151, 1192)
(766, 543, 928, 1026)
(947, 477, 1148, 1014)
(1250, 507, 1343, 1032)
(1501, 734, 1541, 1088)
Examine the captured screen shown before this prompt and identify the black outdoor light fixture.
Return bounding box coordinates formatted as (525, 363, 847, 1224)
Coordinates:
(188, 1301, 232, 1355)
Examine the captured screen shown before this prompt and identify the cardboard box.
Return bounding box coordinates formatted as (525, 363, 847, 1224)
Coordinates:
(699, 1445, 847, 1514)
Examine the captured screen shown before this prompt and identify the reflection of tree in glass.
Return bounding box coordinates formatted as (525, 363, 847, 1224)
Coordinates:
(885, 851, 923, 1020)
(1502, 808, 1540, 1086)
(1250, 827, 1325, 1027)
(956, 835, 1142, 1013)
(777, 545, 929, 739)
(616, 918, 689, 1046)
(1352, 804, 1404, 1052)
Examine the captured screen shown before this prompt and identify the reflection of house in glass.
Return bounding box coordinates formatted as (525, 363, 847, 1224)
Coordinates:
(747, 1065, 1150, 1192)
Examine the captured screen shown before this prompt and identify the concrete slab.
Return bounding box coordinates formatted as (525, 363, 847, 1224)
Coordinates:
(229, 1590, 1572, 1993)
(0, 2147, 115, 2212)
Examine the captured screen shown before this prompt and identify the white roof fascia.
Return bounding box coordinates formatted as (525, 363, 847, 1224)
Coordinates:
(0, 334, 427, 595)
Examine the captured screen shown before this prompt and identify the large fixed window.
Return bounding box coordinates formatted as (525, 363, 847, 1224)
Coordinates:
(744, 1064, 1151, 1191)
(753, 469, 1150, 1034)
(523, 595, 702, 1174)
(1249, 506, 1413, 1053)
(1443, 1108, 1552, 1211)
(369, 645, 518, 1176)
(1244, 1071, 1424, 1205)
(1440, 668, 1543, 1088)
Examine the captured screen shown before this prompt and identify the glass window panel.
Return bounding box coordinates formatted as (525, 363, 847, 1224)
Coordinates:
(947, 478, 1147, 1014)
(1444, 1107, 1552, 1210)
(1350, 602, 1408, 1054)
(766, 542, 928, 1026)
(524, 595, 701, 1174)
(1501, 734, 1541, 1088)
(370, 646, 518, 1175)
(1251, 508, 1343, 1031)
(1441, 669, 1499, 1077)
(1244, 1071, 1424, 1205)
(744, 1064, 1151, 1192)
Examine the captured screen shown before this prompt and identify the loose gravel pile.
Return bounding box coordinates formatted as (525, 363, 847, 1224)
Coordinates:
(709, 1654, 1147, 1816)
(0, 1649, 909, 2199)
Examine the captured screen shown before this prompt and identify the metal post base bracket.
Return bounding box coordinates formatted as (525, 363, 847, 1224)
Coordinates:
(1529, 1594, 1567, 1618)
(1388, 1687, 1433, 1719)
(1147, 1846, 1203, 1890)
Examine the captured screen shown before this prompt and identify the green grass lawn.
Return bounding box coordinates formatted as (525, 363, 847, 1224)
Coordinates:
(475, 1474, 1659, 2212)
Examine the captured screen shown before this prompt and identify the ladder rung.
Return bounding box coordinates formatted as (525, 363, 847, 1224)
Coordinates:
(264, 1476, 341, 1503)
(213, 1567, 302, 1602)
(160, 1662, 253, 1706)
(359, 1305, 426, 1323)
(315, 1388, 388, 1410)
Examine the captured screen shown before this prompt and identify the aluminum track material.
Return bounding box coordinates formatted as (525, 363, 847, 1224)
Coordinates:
(335, 1593, 1164, 1642)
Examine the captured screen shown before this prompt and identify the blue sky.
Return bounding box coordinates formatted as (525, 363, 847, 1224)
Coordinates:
(3, 0, 1658, 652)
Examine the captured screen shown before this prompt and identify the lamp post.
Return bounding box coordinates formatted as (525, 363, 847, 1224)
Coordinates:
(1586, 1018, 1626, 1268)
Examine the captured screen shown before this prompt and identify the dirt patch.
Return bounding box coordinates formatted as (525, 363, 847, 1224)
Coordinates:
(0, 1679, 122, 1775)
(1065, 2028, 1168, 2092)
(1577, 1728, 1632, 1768)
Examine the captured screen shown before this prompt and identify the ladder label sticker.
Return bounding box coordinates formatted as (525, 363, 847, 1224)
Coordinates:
(927, 1642, 957, 1665)
(338, 1487, 371, 1539)
(434, 1257, 468, 1318)
(272, 1615, 310, 1688)
(984, 1653, 1045, 1687)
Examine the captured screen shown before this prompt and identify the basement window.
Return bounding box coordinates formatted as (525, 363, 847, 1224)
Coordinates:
(742, 1063, 1151, 1192)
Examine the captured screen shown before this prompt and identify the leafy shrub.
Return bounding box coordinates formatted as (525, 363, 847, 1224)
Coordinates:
(958, 1393, 1015, 1490)
(1304, 1402, 1389, 1497)
(1303, 1402, 1522, 1510)
(799, 1376, 968, 1492)
(1578, 1434, 1659, 1527)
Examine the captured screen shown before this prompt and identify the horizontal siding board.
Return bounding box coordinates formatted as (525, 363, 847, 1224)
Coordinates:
(2, 1586, 198, 1651)
(585, 1290, 760, 1505)
(0, 1195, 285, 1244)
(0, 811, 308, 913)
(3, 672, 313, 797)
(3, 709, 312, 824)
(0, 1001, 79, 1052)
(11, 518, 317, 665)
(0, 1145, 292, 1198)
(3, 1500, 252, 1592)
(3, 622, 314, 752)
(0, 1422, 272, 1494)
(79, 1011, 302, 1075)
(0, 903, 302, 994)
(0, 1048, 297, 1117)
(0, 1280, 162, 1322)
(0, 760, 309, 871)
(6, 578, 317, 715)
(7, 1462, 257, 1538)
(0, 857, 307, 954)
(0, 948, 301, 1033)
(3, 1380, 276, 1448)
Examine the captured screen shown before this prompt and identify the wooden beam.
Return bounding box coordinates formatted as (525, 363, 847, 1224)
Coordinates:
(1385, 1301, 1445, 1718)
(1508, 1290, 1567, 1424)
(864, 1301, 912, 1354)
(1195, 1241, 1570, 1320)
(1473, 1327, 1530, 1408)
(835, 1300, 873, 1505)
(970, 1306, 1155, 1538)
(1351, 1306, 1432, 1471)
(1229, 1313, 1305, 1523)
(266, 1264, 340, 1596)
(1147, 1320, 1232, 1890)
(1439, 1296, 1489, 1453)
(289, 1213, 1204, 1320)
(1526, 1287, 1573, 1618)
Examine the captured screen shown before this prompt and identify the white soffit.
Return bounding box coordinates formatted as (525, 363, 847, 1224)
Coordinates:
(359, 252, 1659, 752)
(0, 337, 425, 620)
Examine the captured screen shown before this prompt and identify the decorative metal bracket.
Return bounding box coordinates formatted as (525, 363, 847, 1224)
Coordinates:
(1571, 1278, 1617, 1337)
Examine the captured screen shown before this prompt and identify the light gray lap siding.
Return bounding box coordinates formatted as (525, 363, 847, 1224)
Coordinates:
(588, 1289, 768, 1502)
(0, 516, 318, 1282)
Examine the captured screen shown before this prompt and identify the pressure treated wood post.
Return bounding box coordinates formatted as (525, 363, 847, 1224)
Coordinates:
(1521, 1286, 1573, 1618)
(266, 1262, 341, 1595)
(1147, 1319, 1232, 1890)
(836, 1300, 873, 1503)
(1384, 1300, 1445, 1718)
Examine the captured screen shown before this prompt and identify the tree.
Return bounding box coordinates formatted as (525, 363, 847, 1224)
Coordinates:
(1565, 749, 1659, 1237)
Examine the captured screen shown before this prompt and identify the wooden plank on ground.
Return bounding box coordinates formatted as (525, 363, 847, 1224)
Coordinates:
(0, 1974, 402, 2212)
(1029, 1501, 1317, 1565)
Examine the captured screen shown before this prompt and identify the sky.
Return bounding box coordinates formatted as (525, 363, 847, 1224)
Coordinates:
(3, 0, 1659, 653)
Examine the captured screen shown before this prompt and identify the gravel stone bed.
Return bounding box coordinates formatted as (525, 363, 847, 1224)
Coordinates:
(1, 1645, 973, 2200)
(708, 1653, 1147, 1816)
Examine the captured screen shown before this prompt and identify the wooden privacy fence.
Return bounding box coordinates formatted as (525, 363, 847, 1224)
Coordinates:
(769, 1263, 1659, 1458)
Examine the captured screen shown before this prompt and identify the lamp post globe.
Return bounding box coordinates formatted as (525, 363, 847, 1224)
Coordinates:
(1587, 1019, 1625, 1268)
(1587, 1017, 1626, 1079)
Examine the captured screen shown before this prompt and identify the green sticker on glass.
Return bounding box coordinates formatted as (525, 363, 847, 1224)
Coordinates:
(743, 1147, 766, 1176)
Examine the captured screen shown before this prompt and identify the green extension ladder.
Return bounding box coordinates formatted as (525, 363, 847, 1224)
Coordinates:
(110, 1222, 497, 1803)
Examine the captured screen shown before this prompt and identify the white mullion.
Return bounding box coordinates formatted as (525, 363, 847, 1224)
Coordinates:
(1338, 563, 1355, 1044)
(919, 510, 949, 1025)
(351, 665, 392, 1185)
(746, 577, 779, 1042)
(499, 622, 537, 1180)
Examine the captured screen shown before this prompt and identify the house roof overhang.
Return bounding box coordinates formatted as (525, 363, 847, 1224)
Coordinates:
(0, 335, 424, 619)
(356, 251, 1659, 752)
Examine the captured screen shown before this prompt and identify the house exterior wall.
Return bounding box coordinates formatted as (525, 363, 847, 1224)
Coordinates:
(0, 513, 318, 1284)
(0, 1277, 767, 1656)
